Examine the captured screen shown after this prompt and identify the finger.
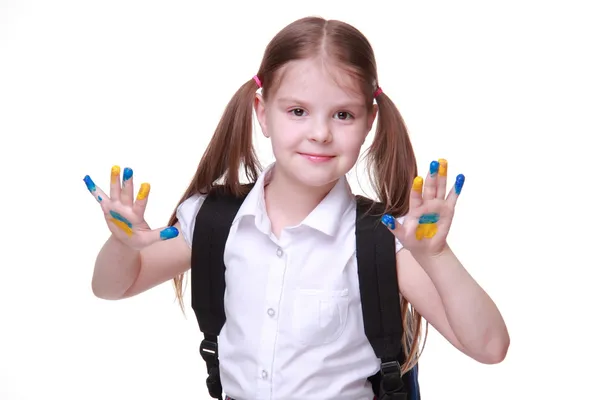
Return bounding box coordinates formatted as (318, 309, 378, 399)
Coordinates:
(422, 160, 439, 201)
(83, 175, 109, 207)
(436, 158, 448, 200)
(138, 225, 180, 246)
(380, 214, 407, 241)
(410, 176, 424, 209)
(132, 182, 151, 216)
(109, 165, 121, 200)
(446, 174, 465, 209)
(120, 167, 134, 207)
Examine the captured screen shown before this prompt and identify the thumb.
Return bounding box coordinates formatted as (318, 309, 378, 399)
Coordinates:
(140, 225, 180, 246)
(381, 214, 406, 241)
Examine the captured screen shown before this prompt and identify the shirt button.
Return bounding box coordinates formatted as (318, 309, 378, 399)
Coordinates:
(267, 308, 275, 317)
(276, 247, 283, 257)
(261, 370, 268, 379)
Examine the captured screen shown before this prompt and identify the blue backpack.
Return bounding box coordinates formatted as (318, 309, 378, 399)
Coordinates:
(190, 184, 421, 400)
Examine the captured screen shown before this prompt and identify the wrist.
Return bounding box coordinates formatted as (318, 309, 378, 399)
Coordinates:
(411, 243, 453, 270)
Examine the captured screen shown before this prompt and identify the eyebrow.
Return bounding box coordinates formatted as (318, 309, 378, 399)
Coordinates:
(276, 97, 364, 109)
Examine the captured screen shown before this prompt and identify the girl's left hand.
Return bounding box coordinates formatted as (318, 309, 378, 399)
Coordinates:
(381, 159, 465, 257)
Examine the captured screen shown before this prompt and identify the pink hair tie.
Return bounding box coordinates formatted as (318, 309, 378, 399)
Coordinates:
(253, 75, 262, 88)
(374, 86, 383, 98)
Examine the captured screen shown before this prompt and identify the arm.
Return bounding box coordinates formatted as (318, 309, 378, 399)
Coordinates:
(396, 245, 510, 364)
(91, 221, 191, 300)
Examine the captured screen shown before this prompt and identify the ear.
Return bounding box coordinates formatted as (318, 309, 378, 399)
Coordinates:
(254, 93, 269, 138)
(367, 104, 378, 132)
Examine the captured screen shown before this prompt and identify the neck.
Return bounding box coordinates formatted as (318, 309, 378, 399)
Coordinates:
(264, 166, 337, 235)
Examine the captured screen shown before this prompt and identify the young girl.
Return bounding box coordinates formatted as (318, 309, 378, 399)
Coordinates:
(86, 16, 509, 400)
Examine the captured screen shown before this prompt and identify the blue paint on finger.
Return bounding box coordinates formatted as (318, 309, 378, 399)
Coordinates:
(109, 210, 133, 228)
(160, 226, 179, 240)
(97, 196, 103, 202)
(429, 160, 439, 176)
(381, 214, 396, 230)
(123, 167, 133, 182)
(83, 175, 96, 193)
(455, 174, 465, 195)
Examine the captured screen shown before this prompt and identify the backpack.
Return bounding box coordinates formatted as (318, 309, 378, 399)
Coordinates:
(190, 183, 421, 400)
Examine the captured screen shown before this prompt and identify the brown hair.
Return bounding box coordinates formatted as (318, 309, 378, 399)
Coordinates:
(167, 16, 425, 373)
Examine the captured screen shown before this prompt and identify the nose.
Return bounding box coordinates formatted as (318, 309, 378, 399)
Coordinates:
(308, 119, 332, 143)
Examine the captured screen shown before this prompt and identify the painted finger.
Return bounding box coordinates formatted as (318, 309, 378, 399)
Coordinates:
(410, 176, 424, 210)
(423, 160, 439, 201)
(132, 182, 151, 217)
(138, 225, 180, 247)
(380, 214, 406, 242)
(109, 165, 121, 200)
(436, 159, 448, 200)
(120, 167, 134, 207)
(84, 175, 109, 206)
(446, 174, 465, 209)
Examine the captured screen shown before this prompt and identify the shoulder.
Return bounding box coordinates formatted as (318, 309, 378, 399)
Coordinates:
(354, 195, 407, 253)
(176, 193, 207, 248)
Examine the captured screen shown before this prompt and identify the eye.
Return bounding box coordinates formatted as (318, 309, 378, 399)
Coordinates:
(334, 111, 353, 120)
(290, 108, 306, 117)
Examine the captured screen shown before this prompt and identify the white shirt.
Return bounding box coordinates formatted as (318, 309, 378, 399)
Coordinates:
(176, 164, 404, 400)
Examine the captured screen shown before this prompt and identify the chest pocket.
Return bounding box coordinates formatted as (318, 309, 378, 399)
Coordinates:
(291, 288, 350, 346)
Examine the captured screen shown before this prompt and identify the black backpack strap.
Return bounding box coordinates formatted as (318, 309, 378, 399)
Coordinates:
(355, 195, 407, 400)
(190, 184, 254, 400)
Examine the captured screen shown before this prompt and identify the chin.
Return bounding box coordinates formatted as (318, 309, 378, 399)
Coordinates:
(286, 156, 348, 188)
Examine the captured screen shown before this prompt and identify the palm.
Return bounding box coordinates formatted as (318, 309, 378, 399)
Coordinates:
(383, 159, 465, 257)
(83, 165, 179, 250)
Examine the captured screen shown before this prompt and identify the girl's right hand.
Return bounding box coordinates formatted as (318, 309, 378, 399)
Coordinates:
(83, 165, 179, 250)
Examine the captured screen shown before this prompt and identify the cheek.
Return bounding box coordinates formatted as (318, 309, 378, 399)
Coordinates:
(269, 119, 304, 149)
(339, 128, 368, 154)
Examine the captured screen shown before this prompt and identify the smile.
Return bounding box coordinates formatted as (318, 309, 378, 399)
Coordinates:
(298, 153, 335, 162)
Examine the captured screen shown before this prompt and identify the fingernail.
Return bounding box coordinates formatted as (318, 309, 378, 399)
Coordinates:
(418, 212, 440, 224)
(83, 175, 96, 192)
(136, 183, 150, 201)
(381, 214, 396, 230)
(111, 165, 121, 183)
(437, 159, 447, 177)
(455, 174, 465, 195)
(123, 167, 133, 183)
(160, 226, 179, 240)
(412, 176, 423, 192)
(429, 160, 439, 176)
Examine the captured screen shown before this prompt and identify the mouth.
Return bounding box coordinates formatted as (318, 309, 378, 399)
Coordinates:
(298, 152, 336, 162)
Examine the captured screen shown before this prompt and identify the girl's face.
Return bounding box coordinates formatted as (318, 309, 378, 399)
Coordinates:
(255, 58, 377, 190)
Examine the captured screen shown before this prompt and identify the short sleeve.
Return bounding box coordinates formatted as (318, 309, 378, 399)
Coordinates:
(394, 215, 406, 253)
(175, 194, 207, 248)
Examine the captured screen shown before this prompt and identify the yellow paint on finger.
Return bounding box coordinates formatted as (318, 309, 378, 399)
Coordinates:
(136, 182, 150, 201)
(412, 176, 424, 192)
(111, 218, 133, 236)
(111, 165, 121, 184)
(415, 223, 438, 240)
(437, 159, 448, 177)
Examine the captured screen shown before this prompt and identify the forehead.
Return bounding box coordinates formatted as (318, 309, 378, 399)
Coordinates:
(270, 58, 365, 104)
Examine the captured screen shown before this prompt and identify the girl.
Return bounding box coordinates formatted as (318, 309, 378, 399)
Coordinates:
(86, 16, 509, 400)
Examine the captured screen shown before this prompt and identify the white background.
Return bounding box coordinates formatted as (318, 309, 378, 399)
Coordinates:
(1, 1, 598, 399)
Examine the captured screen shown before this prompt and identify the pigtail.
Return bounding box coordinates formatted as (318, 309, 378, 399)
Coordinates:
(366, 91, 417, 216)
(167, 77, 262, 311)
(366, 91, 427, 374)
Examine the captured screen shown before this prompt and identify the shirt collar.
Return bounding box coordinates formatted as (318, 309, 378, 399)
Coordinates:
(234, 163, 355, 237)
